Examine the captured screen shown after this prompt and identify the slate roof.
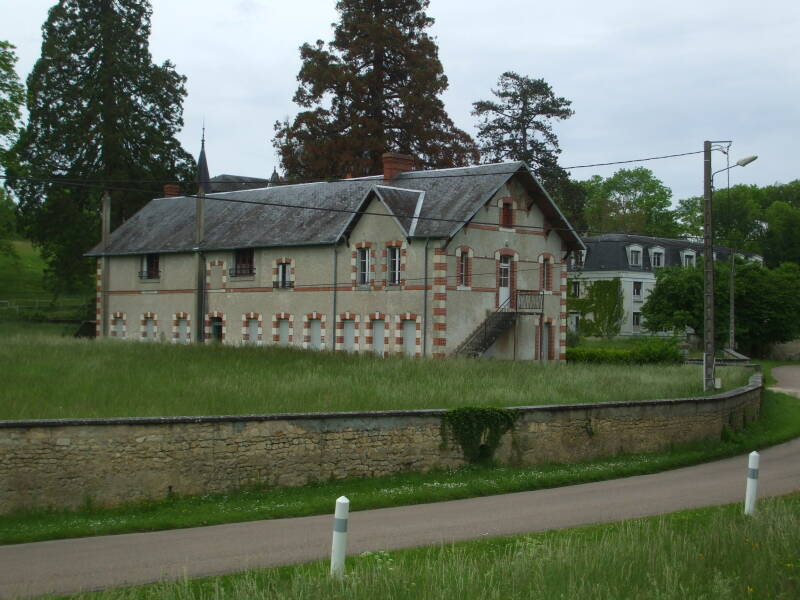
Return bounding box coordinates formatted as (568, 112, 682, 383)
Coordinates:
(209, 174, 269, 193)
(87, 162, 584, 257)
(576, 233, 759, 273)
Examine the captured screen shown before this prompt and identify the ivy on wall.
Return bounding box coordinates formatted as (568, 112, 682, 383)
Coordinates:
(441, 406, 518, 464)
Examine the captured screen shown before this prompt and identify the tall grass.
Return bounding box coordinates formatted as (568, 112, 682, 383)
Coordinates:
(58, 494, 800, 599)
(0, 323, 751, 420)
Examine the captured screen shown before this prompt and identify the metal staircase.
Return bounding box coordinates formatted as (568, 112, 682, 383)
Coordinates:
(454, 292, 544, 358)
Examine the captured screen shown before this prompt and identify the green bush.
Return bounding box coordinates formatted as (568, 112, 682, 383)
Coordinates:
(567, 338, 681, 365)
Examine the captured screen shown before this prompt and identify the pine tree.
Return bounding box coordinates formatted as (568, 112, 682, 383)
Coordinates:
(273, 0, 479, 180)
(8, 0, 195, 294)
(472, 71, 573, 191)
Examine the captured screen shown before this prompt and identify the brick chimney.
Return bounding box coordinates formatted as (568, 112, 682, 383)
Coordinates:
(382, 152, 414, 181)
(163, 183, 181, 197)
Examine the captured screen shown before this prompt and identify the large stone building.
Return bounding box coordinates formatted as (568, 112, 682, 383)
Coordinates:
(88, 152, 584, 361)
(567, 233, 762, 335)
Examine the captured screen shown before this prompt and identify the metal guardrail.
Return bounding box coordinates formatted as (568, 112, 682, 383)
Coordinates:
(516, 291, 544, 311)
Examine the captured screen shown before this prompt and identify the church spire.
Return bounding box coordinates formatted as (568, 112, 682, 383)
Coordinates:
(197, 124, 211, 195)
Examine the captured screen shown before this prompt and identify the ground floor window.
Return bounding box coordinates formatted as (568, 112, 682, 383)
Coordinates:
(246, 318, 259, 345)
(372, 319, 385, 356)
(402, 319, 416, 357)
(342, 319, 356, 352)
(141, 313, 157, 341)
(309, 318, 323, 350)
(210, 317, 223, 342)
(176, 317, 190, 343)
(278, 318, 290, 346)
(112, 316, 125, 338)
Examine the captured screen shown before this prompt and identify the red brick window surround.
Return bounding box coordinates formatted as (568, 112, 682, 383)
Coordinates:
(272, 312, 294, 345)
(455, 247, 473, 288)
(205, 312, 226, 342)
(351, 242, 376, 288)
(241, 312, 262, 346)
(539, 254, 554, 292)
(111, 312, 127, 339)
(140, 312, 158, 340)
(272, 258, 295, 289)
(172, 312, 191, 343)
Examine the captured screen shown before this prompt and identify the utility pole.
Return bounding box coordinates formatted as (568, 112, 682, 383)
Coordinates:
(703, 141, 715, 391)
(100, 190, 111, 338)
(729, 247, 736, 351)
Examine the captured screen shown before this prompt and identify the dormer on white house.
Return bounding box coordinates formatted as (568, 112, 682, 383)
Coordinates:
(649, 246, 665, 268)
(626, 244, 644, 268)
(681, 249, 696, 267)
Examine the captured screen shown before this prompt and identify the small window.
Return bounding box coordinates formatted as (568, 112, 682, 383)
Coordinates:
(571, 281, 580, 297)
(402, 319, 416, 356)
(500, 201, 513, 228)
(275, 262, 293, 289)
(388, 247, 401, 286)
(231, 248, 255, 277)
(458, 253, 470, 287)
(541, 258, 552, 291)
(140, 254, 160, 280)
(278, 318, 290, 346)
(176, 317, 189, 343)
(357, 248, 370, 286)
(143, 316, 156, 340)
(112, 317, 125, 338)
(652, 251, 663, 268)
(245, 318, 258, 345)
(629, 249, 641, 266)
(210, 317, 223, 342)
(632, 312, 641, 328)
(633, 281, 642, 298)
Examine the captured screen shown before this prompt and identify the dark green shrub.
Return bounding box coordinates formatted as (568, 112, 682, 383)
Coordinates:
(567, 338, 681, 365)
(441, 407, 518, 464)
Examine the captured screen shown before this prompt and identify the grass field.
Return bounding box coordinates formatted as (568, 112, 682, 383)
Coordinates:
(0, 322, 751, 420)
(53, 494, 800, 599)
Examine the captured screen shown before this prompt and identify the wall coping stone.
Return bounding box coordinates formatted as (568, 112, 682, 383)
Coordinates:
(0, 373, 762, 430)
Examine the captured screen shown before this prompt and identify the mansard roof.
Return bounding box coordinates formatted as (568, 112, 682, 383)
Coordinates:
(577, 233, 760, 272)
(87, 162, 584, 257)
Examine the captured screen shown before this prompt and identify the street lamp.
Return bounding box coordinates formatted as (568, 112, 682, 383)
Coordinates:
(712, 154, 758, 354)
(703, 141, 758, 391)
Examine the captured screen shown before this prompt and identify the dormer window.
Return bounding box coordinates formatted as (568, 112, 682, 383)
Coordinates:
(649, 246, 664, 268)
(626, 245, 643, 268)
(681, 250, 696, 267)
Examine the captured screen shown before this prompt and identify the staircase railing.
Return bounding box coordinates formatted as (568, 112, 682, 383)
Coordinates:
(454, 296, 515, 356)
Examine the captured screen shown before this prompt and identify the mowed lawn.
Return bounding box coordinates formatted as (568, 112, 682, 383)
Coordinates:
(1, 322, 752, 420)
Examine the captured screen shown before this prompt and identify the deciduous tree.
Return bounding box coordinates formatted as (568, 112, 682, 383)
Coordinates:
(582, 168, 679, 237)
(0, 41, 25, 258)
(8, 0, 195, 294)
(273, 0, 479, 180)
(573, 278, 625, 339)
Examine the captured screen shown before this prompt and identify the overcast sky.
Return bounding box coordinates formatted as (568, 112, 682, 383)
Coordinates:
(1, 0, 798, 202)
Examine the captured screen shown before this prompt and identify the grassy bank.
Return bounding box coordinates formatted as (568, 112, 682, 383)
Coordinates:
(55, 494, 800, 599)
(0, 323, 751, 420)
(3, 389, 797, 546)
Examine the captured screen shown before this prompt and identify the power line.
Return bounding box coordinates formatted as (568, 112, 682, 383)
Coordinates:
(0, 147, 706, 188)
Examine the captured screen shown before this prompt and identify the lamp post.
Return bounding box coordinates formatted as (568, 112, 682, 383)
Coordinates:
(703, 141, 757, 391)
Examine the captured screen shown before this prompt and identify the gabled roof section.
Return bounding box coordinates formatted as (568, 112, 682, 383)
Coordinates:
(87, 162, 584, 256)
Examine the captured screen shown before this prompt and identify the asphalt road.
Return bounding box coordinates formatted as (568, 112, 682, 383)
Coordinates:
(772, 365, 800, 397)
(2, 367, 799, 599)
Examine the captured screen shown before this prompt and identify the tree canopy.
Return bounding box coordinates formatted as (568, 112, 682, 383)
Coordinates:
(8, 0, 195, 294)
(471, 71, 573, 191)
(569, 278, 625, 339)
(675, 180, 800, 267)
(581, 167, 679, 237)
(0, 41, 25, 258)
(273, 0, 479, 180)
(641, 259, 800, 356)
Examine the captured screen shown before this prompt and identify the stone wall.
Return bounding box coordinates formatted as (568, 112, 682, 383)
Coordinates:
(0, 374, 762, 514)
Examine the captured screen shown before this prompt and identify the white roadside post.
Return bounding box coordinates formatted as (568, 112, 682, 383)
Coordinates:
(330, 496, 350, 577)
(744, 451, 760, 516)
